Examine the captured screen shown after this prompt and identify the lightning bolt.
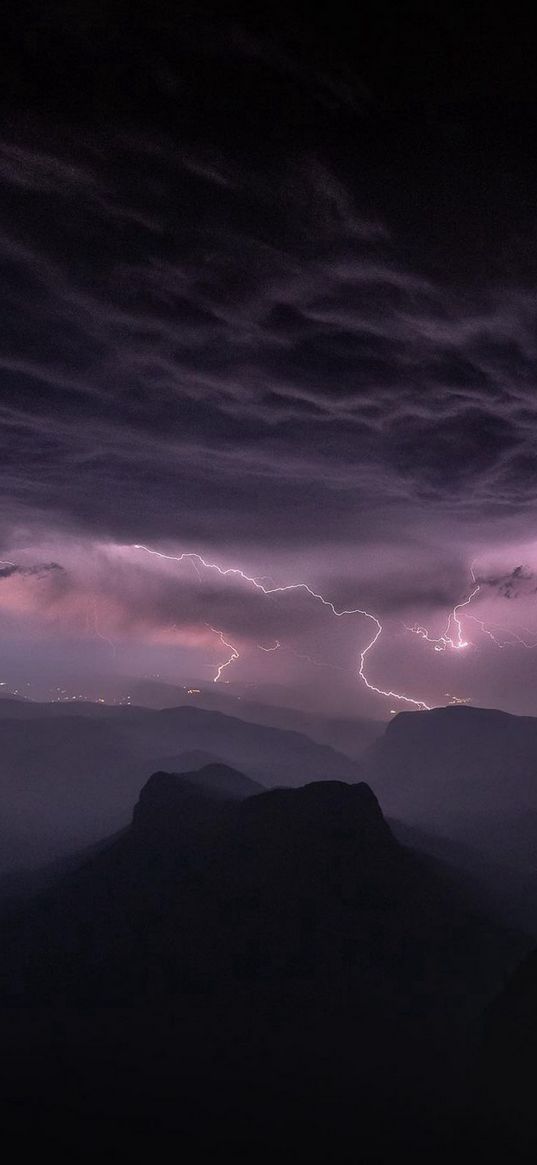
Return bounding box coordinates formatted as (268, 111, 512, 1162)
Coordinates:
(465, 614, 508, 647)
(91, 598, 117, 659)
(405, 566, 480, 653)
(257, 640, 281, 652)
(207, 625, 239, 682)
(405, 557, 537, 661)
(466, 615, 537, 649)
(448, 575, 480, 649)
(506, 627, 537, 649)
(133, 543, 430, 710)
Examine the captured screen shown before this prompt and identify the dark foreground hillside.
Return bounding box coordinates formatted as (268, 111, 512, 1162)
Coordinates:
(0, 764, 526, 1159)
(473, 946, 537, 1157)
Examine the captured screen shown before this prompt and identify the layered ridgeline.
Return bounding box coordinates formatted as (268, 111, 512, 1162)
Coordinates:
(4, 698, 537, 936)
(124, 678, 383, 759)
(364, 705, 537, 930)
(0, 764, 523, 1157)
(0, 699, 360, 871)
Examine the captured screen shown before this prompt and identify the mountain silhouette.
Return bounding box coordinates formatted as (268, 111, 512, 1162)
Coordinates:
(365, 704, 537, 928)
(128, 677, 383, 758)
(0, 701, 359, 871)
(0, 768, 523, 1157)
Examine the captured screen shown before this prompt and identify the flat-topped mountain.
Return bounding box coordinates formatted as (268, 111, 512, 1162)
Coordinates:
(363, 704, 537, 928)
(131, 764, 263, 851)
(141, 760, 263, 800)
(0, 770, 518, 1006)
(0, 767, 523, 1159)
(367, 705, 537, 823)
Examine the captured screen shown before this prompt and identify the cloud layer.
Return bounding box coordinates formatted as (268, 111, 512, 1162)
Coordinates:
(1, 131, 537, 562)
(2, 9, 537, 717)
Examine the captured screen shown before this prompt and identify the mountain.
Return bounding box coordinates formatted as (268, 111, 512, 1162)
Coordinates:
(0, 770, 522, 1157)
(127, 678, 384, 758)
(0, 713, 135, 870)
(364, 705, 537, 930)
(128, 705, 360, 787)
(137, 762, 263, 805)
(0, 701, 359, 872)
(0, 686, 383, 759)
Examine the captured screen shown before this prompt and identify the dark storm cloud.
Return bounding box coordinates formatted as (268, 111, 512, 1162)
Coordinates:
(111, 574, 322, 641)
(0, 546, 330, 645)
(3, 7, 537, 719)
(1, 128, 537, 554)
(3, 9, 535, 717)
(0, 561, 64, 580)
(476, 565, 535, 599)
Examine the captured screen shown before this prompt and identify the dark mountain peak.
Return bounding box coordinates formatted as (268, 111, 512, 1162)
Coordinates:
(167, 758, 262, 797)
(247, 777, 384, 815)
(136, 763, 262, 812)
(137, 768, 214, 807)
(126, 767, 245, 856)
(237, 779, 393, 856)
(131, 764, 262, 847)
(133, 759, 259, 824)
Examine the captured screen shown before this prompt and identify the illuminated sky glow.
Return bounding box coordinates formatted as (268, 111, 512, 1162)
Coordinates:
(2, 535, 537, 716)
(3, 10, 537, 717)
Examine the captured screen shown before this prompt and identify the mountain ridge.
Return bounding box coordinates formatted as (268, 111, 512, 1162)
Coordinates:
(365, 703, 537, 930)
(0, 702, 360, 872)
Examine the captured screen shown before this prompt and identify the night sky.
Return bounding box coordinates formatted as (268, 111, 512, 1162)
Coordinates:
(2, 4, 537, 716)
